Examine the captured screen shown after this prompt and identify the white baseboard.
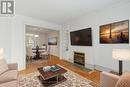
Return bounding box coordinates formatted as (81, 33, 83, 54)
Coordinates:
(94, 65, 112, 72)
(85, 63, 95, 70)
(65, 58, 114, 72)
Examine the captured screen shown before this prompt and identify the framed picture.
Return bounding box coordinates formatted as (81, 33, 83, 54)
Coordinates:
(48, 37, 57, 45)
(100, 20, 129, 44)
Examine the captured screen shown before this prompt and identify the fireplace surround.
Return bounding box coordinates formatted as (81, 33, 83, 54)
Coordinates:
(74, 51, 85, 66)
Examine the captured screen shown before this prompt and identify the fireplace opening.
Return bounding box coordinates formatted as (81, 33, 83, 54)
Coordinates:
(74, 51, 85, 66)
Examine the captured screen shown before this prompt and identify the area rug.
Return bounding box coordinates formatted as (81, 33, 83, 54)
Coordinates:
(18, 68, 94, 87)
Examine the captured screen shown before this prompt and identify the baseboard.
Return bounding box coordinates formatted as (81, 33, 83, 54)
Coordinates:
(85, 63, 95, 70)
(49, 54, 60, 58)
(85, 64, 113, 72)
(65, 60, 113, 72)
(58, 57, 113, 72)
(94, 65, 112, 72)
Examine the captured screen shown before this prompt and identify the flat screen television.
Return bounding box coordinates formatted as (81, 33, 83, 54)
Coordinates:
(70, 28, 92, 46)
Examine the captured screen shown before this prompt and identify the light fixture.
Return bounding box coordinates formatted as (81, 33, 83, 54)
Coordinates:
(0, 48, 4, 59)
(34, 35, 39, 37)
(112, 49, 130, 75)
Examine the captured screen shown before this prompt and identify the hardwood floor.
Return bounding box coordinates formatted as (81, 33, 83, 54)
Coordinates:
(19, 55, 101, 86)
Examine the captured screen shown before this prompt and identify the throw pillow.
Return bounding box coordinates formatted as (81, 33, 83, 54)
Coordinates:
(0, 58, 8, 75)
(116, 72, 130, 87)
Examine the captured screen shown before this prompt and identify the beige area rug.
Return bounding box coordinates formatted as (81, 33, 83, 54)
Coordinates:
(18, 67, 95, 87)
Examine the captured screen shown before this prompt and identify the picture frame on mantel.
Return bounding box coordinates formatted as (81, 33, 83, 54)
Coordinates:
(100, 20, 129, 44)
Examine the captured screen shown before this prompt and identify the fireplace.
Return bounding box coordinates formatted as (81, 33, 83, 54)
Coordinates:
(74, 51, 85, 66)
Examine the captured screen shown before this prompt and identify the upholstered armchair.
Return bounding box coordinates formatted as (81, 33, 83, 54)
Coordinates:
(0, 63, 18, 87)
(100, 72, 130, 87)
(26, 46, 35, 61)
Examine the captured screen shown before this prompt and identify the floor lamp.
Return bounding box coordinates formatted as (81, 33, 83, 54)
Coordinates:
(112, 49, 130, 75)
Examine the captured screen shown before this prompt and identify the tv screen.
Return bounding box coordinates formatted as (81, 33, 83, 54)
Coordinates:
(70, 28, 92, 46)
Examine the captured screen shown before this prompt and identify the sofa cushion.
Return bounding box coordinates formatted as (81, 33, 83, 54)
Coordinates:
(0, 70, 17, 84)
(0, 80, 17, 87)
(115, 72, 130, 87)
(0, 59, 8, 75)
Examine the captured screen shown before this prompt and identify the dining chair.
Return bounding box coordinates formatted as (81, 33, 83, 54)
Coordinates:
(40, 46, 50, 60)
(26, 46, 35, 62)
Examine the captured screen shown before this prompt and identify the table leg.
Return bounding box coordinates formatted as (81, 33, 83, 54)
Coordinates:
(57, 75, 59, 83)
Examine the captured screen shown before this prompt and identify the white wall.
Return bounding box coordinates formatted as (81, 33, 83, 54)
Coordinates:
(0, 15, 62, 70)
(0, 18, 12, 62)
(26, 33, 48, 47)
(36, 34, 48, 46)
(47, 31, 60, 57)
(61, 26, 70, 60)
(64, 2, 130, 71)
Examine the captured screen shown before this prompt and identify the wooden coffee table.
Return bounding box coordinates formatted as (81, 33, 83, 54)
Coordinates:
(38, 65, 67, 87)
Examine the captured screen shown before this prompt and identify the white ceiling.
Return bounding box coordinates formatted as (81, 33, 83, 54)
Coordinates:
(16, 0, 129, 24)
(26, 25, 59, 35)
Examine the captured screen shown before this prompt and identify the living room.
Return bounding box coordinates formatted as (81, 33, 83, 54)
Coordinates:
(0, 0, 130, 87)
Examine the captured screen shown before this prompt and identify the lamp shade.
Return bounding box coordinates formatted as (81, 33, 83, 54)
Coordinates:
(112, 49, 130, 60)
(0, 48, 4, 59)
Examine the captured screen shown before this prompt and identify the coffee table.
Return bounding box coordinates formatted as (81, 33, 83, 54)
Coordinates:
(38, 65, 67, 87)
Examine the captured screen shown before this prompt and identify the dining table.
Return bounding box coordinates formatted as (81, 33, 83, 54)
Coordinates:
(32, 48, 46, 60)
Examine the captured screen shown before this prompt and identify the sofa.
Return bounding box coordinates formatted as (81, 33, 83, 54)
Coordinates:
(100, 72, 130, 87)
(0, 63, 18, 87)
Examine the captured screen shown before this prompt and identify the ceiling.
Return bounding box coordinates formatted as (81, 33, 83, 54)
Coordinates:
(26, 25, 59, 35)
(16, 0, 129, 24)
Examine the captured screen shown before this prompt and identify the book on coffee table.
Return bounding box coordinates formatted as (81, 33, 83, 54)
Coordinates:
(42, 65, 61, 72)
(50, 65, 61, 72)
(38, 64, 67, 87)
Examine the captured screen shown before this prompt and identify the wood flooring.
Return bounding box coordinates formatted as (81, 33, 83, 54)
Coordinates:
(19, 55, 101, 86)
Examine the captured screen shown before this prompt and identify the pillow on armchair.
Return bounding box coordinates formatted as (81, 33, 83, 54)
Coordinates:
(0, 58, 8, 74)
(116, 72, 130, 87)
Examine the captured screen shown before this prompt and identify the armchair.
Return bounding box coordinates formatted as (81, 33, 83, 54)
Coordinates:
(0, 63, 18, 87)
(100, 71, 130, 87)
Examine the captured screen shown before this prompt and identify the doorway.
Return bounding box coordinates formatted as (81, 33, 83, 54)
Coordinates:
(25, 25, 60, 67)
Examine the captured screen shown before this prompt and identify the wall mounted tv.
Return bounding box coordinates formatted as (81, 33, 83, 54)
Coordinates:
(70, 28, 92, 46)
